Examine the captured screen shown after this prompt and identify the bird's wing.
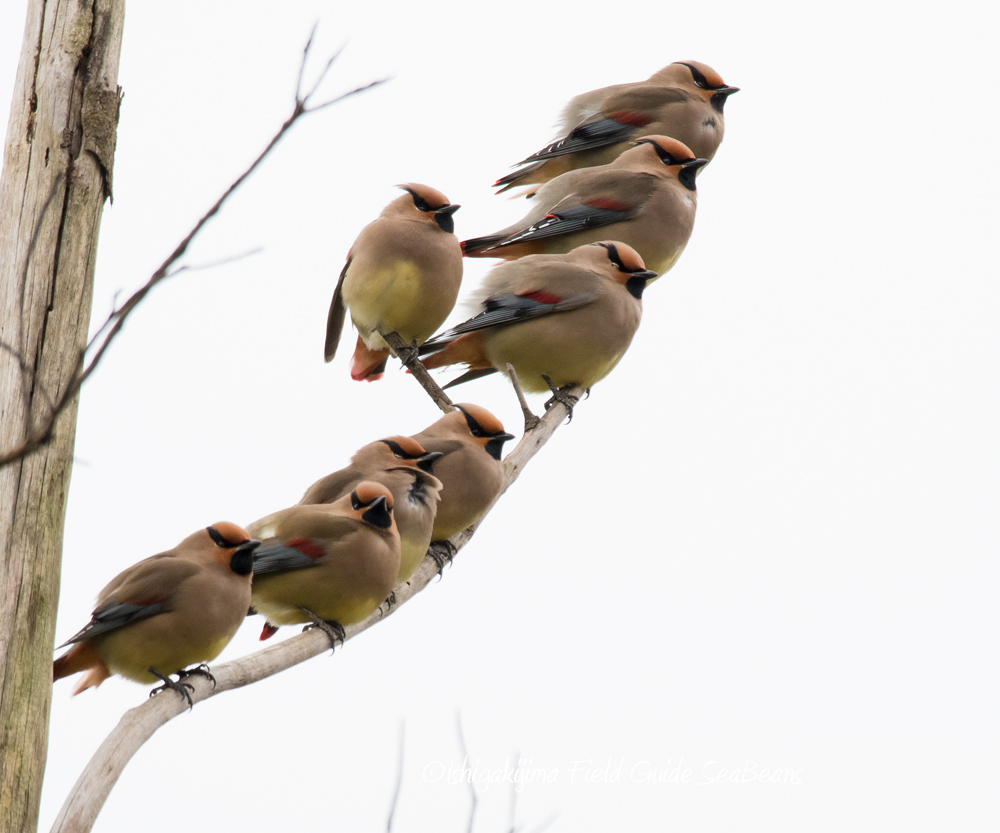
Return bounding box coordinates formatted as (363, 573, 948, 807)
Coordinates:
(252, 540, 328, 574)
(423, 288, 597, 346)
(58, 558, 200, 647)
(324, 255, 352, 363)
(519, 86, 689, 163)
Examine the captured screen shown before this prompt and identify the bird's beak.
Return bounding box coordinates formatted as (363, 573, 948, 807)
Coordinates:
(684, 158, 709, 171)
(417, 450, 445, 473)
(717, 86, 740, 97)
(496, 432, 515, 442)
(236, 539, 262, 556)
(361, 495, 393, 529)
(632, 270, 658, 282)
(436, 204, 461, 216)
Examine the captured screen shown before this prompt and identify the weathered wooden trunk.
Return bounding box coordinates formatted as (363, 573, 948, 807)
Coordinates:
(0, 1, 125, 830)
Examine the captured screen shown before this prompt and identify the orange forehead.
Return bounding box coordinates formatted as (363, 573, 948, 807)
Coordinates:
(456, 404, 506, 436)
(207, 522, 251, 545)
(397, 182, 451, 210)
(675, 60, 726, 89)
(380, 435, 428, 458)
(353, 481, 394, 508)
(593, 241, 647, 273)
(636, 135, 696, 162)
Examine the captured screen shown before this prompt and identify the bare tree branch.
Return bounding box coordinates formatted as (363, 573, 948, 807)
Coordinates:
(0, 35, 387, 470)
(162, 247, 262, 280)
(382, 330, 456, 415)
(50, 385, 582, 833)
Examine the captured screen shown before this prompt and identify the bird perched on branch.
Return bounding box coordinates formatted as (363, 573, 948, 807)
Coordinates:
(53, 523, 259, 702)
(419, 242, 656, 394)
(495, 61, 737, 195)
(463, 137, 705, 275)
(410, 405, 514, 541)
(249, 437, 442, 585)
(250, 482, 400, 642)
(324, 183, 463, 382)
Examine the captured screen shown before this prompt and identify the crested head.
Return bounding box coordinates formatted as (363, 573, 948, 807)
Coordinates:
(456, 404, 507, 438)
(392, 183, 461, 233)
(588, 242, 658, 299)
(670, 61, 739, 112)
(632, 136, 707, 190)
(205, 522, 253, 549)
(204, 522, 258, 575)
(455, 404, 514, 460)
(350, 481, 396, 530)
(354, 436, 426, 466)
(674, 61, 727, 90)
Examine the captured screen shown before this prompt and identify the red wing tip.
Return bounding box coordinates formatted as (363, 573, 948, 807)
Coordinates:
(260, 623, 279, 641)
(521, 290, 563, 305)
(585, 197, 632, 212)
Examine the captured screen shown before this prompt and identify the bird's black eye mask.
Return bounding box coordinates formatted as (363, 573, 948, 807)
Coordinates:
(381, 439, 419, 459)
(460, 407, 487, 438)
(207, 526, 238, 548)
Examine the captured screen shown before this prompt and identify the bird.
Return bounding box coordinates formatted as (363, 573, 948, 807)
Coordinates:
(249, 436, 442, 585)
(463, 136, 705, 276)
(324, 183, 463, 382)
(419, 241, 656, 394)
(410, 404, 514, 541)
(495, 61, 737, 195)
(250, 482, 401, 642)
(52, 523, 259, 702)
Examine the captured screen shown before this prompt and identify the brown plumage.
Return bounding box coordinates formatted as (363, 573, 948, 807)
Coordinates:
(420, 242, 656, 393)
(53, 523, 259, 695)
(465, 137, 704, 276)
(250, 482, 401, 639)
(248, 437, 442, 585)
(410, 405, 514, 540)
(324, 183, 463, 381)
(496, 61, 737, 194)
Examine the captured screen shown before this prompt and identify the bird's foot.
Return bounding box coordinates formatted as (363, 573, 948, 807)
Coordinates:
(178, 663, 216, 690)
(299, 608, 345, 653)
(542, 375, 579, 422)
(148, 667, 195, 711)
(428, 540, 457, 576)
(377, 590, 398, 618)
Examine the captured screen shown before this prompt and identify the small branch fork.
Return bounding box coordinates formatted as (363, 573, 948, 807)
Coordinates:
(0, 29, 387, 470)
(51, 372, 583, 833)
(382, 331, 456, 415)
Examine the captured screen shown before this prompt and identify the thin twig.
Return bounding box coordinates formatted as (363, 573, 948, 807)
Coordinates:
(386, 720, 405, 833)
(0, 37, 387, 470)
(455, 712, 477, 833)
(294, 22, 317, 100)
(382, 331, 455, 415)
(506, 364, 539, 431)
(163, 247, 262, 279)
(50, 386, 582, 833)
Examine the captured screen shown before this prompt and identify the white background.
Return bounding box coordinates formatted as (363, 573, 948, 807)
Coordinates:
(2, 0, 998, 830)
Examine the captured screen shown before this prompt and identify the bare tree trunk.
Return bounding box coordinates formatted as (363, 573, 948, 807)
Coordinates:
(0, 1, 124, 830)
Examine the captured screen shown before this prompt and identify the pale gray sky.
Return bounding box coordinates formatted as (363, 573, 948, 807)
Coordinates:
(3, 0, 998, 830)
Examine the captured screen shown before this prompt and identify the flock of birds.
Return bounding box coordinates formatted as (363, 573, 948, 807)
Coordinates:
(54, 60, 738, 706)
